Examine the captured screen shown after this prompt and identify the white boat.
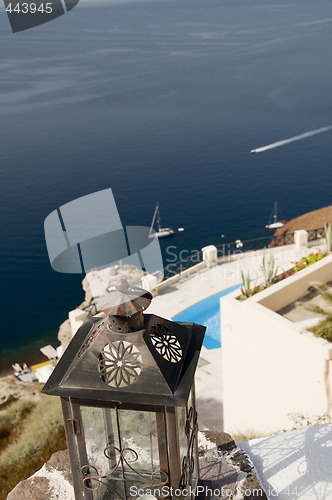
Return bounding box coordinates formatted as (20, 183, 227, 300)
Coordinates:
(149, 203, 174, 238)
(266, 201, 286, 229)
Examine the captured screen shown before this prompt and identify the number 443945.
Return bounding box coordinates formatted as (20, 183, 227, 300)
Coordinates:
(6, 3, 53, 14)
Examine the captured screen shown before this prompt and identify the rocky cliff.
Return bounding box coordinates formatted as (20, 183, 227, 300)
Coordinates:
(274, 205, 332, 236)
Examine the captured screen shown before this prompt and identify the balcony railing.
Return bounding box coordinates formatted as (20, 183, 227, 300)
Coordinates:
(163, 227, 325, 279)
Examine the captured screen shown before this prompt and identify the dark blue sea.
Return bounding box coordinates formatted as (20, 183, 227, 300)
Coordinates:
(1, 0, 332, 371)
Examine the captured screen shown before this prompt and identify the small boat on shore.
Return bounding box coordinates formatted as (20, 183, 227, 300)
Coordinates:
(148, 202, 175, 238)
(12, 344, 61, 383)
(266, 201, 286, 229)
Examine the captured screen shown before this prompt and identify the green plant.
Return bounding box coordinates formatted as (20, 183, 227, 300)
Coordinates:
(309, 316, 332, 342)
(324, 222, 332, 253)
(0, 396, 64, 468)
(306, 304, 326, 316)
(305, 284, 332, 342)
(261, 254, 279, 286)
(0, 399, 35, 453)
(0, 395, 66, 500)
(239, 270, 260, 300)
(0, 398, 34, 425)
(314, 284, 332, 303)
(238, 248, 328, 301)
(239, 255, 278, 301)
(293, 251, 326, 273)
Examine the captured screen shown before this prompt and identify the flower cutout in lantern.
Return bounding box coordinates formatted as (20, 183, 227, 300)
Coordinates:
(150, 324, 182, 363)
(99, 341, 142, 388)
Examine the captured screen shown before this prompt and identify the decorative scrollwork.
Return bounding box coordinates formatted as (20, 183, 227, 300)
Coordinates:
(99, 341, 142, 388)
(81, 446, 169, 499)
(180, 406, 198, 488)
(149, 323, 182, 363)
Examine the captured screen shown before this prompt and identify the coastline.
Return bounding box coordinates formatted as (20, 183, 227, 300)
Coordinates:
(2, 206, 330, 379)
(0, 231, 328, 433)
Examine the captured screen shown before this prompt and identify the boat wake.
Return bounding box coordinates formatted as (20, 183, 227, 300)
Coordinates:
(250, 125, 332, 154)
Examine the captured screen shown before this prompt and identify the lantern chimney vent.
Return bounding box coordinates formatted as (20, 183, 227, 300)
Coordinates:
(98, 278, 152, 333)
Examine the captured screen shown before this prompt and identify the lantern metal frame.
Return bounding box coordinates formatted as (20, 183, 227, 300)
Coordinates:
(60, 392, 199, 500)
(43, 282, 205, 500)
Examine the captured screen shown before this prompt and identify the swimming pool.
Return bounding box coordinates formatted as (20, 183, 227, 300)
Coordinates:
(173, 284, 241, 349)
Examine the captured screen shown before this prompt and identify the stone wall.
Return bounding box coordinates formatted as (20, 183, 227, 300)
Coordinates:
(8, 432, 266, 500)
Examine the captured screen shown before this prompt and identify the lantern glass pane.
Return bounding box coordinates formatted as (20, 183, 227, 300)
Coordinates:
(81, 406, 123, 500)
(117, 408, 160, 476)
(177, 405, 187, 459)
(80, 406, 162, 499)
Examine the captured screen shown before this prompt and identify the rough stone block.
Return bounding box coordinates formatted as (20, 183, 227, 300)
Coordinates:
(7, 450, 74, 500)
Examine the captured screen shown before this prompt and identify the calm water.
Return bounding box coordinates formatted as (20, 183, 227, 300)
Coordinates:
(1, 0, 332, 370)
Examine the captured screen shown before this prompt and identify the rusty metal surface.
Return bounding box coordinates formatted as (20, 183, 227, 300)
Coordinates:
(43, 314, 205, 407)
(165, 406, 181, 487)
(43, 278, 205, 406)
(98, 279, 152, 317)
(62, 398, 93, 500)
(42, 267, 206, 500)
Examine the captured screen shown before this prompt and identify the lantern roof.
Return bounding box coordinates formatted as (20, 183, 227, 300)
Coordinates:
(97, 278, 152, 317)
(42, 312, 205, 406)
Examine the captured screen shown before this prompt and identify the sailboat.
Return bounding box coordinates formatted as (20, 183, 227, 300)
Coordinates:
(149, 202, 175, 238)
(266, 201, 286, 229)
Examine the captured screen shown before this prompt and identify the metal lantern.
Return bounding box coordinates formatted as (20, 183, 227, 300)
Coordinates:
(42, 279, 206, 500)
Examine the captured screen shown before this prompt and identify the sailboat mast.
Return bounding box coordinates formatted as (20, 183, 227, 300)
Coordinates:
(149, 203, 159, 235)
(156, 202, 162, 231)
(274, 201, 278, 224)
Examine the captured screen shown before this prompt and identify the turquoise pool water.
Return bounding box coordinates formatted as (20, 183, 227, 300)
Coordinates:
(173, 284, 241, 349)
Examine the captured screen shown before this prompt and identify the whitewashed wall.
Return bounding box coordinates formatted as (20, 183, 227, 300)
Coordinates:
(220, 255, 332, 436)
